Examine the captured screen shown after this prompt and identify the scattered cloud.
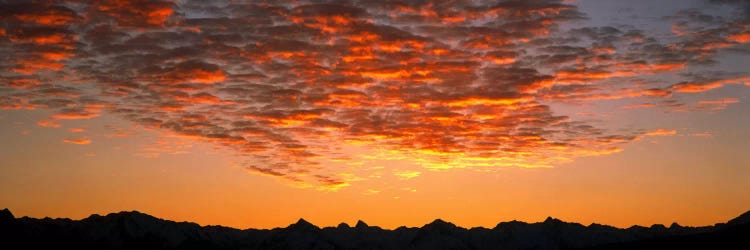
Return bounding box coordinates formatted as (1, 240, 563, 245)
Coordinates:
(133, 134, 194, 158)
(63, 138, 91, 145)
(1, 0, 748, 189)
(690, 132, 714, 137)
(366, 189, 381, 195)
(696, 97, 740, 111)
(69, 128, 85, 133)
(393, 170, 421, 180)
(645, 129, 678, 136)
(623, 103, 657, 109)
(37, 119, 61, 128)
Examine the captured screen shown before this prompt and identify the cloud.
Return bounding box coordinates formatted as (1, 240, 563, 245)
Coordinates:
(694, 97, 741, 111)
(623, 103, 657, 109)
(670, 77, 750, 93)
(393, 170, 421, 180)
(63, 138, 91, 145)
(37, 119, 61, 128)
(69, 128, 85, 133)
(645, 129, 678, 136)
(698, 98, 740, 105)
(91, 0, 175, 28)
(1, 0, 748, 189)
(691, 132, 714, 137)
(728, 33, 750, 43)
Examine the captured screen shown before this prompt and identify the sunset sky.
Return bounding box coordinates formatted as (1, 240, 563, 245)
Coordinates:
(1, 0, 749, 229)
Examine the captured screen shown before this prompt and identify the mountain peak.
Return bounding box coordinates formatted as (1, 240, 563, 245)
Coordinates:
(727, 210, 750, 226)
(289, 218, 319, 230)
(495, 220, 527, 228)
(430, 218, 449, 224)
(2, 209, 747, 249)
(1, 208, 14, 221)
(102, 210, 154, 219)
(424, 218, 457, 229)
(85, 210, 158, 222)
(544, 216, 562, 224)
(355, 220, 369, 228)
(295, 218, 311, 225)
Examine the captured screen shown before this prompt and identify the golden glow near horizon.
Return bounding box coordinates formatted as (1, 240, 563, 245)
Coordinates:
(1, 0, 750, 229)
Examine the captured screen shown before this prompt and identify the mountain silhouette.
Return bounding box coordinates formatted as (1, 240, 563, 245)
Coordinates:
(0, 208, 748, 250)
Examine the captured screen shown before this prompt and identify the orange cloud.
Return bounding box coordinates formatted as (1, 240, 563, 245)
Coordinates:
(671, 77, 750, 93)
(12, 58, 65, 74)
(446, 96, 533, 107)
(624, 103, 656, 109)
(37, 119, 61, 128)
(63, 138, 91, 145)
(1, 0, 747, 189)
(393, 170, 421, 180)
(156, 61, 227, 84)
(95, 0, 174, 27)
(3, 77, 40, 89)
(671, 82, 723, 93)
(9, 32, 71, 46)
(69, 128, 85, 133)
(728, 33, 750, 43)
(173, 93, 224, 104)
(2, 4, 79, 26)
(691, 132, 713, 137)
(52, 109, 100, 120)
(650, 63, 686, 72)
(698, 98, 740, 105)
(694, 98, 740, 111)
(645, 129, 677, 136)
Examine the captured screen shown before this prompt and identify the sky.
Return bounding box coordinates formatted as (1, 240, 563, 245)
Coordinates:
(0, 0, 749, 229)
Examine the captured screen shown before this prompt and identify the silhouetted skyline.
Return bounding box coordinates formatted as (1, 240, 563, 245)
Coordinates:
(1, 0, 749, 230)
(1, 208, 749, 249)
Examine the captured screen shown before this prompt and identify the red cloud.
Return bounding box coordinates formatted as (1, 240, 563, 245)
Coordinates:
(1, 0, 748, 188)
(152, 61, 227, 85)
(0, 4, 79, 26)
(94, 0, 174, 27)
(728, 33, 750, 43)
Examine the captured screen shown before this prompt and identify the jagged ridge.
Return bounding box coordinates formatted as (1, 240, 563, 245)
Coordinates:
(0, 208, 748, 250)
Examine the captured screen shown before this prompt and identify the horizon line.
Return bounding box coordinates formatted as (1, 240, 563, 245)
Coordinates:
(4, 208, 747, 231)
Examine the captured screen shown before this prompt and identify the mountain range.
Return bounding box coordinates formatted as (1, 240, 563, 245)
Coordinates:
(1, 208, 748, 250)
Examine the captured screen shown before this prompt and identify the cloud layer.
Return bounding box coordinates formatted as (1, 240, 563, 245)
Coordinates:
(1, 0, 748, 188)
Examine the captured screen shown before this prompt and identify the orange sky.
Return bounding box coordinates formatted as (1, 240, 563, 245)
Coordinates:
(1, 0, 749, 229)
